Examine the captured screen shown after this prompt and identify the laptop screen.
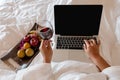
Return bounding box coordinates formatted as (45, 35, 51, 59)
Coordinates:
(54, 5, 103, 36)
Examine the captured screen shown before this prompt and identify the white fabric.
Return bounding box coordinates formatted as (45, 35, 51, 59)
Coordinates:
(16, 63, 54, 80)
(51, 60, 105, 80)
(102, 66, 120, 80)
(1, 0, 120, 80)
(100, 0, 120, 66)
(1, 58, 120, 80)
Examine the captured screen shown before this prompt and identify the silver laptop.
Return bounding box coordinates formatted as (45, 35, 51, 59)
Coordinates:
(52, 5, 103, 62)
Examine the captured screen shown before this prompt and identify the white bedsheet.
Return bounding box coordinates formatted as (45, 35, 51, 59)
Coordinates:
(1, 0, 120, 80)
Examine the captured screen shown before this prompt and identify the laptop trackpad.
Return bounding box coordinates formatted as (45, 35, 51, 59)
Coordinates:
(52, 49, 92, 63)
(69, 50, 92, 63)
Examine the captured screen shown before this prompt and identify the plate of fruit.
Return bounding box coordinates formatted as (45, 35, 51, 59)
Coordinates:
(0, 23, 42, 71)
(17, 30, 41, 59)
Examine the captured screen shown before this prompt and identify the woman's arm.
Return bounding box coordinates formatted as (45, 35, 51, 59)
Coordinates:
(83, 39, 110, 71)
(39, 40, 53, 63)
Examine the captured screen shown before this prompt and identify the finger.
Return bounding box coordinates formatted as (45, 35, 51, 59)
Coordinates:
(97, 39, 100, 46)
(44, 40, 52, 48)
(89, 40, 94, 46)
(91, 39, 96, 45)
(83, 43, 87, 50)
(47, 40, 53, 49)
(40, 39, 44, 46)
(84, 40, 90, 47)
(44, 40, 49, 47)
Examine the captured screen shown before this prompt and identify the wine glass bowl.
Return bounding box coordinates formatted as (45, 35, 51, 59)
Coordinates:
(36, 20, 53, 40)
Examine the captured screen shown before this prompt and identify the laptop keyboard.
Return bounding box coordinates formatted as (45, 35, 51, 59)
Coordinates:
(56, 36, 97, 49)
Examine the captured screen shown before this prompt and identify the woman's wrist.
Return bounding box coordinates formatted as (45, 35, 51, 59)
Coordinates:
(43, 57, 51, 63)
(90, 55, 102, 62)
(90, 54, 110, 71)
(89, 52, 101, 60)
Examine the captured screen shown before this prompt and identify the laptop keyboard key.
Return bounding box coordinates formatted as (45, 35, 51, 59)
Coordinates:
(56, 36, 97, 49)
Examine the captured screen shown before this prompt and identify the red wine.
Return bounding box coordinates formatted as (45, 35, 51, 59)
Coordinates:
(39, 27, 53, 40)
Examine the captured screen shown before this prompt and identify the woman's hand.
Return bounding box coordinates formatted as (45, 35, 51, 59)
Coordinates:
(83, 39, 110, 71)
(39, 40, 53, 63)
(83, 39, 100, 59)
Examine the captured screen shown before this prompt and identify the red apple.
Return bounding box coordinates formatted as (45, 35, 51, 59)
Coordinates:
(30, 37, 39, 47)
(23, 35, 31, 42)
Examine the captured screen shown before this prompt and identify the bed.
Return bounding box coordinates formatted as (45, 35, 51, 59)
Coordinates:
(0, 0, 120, 80)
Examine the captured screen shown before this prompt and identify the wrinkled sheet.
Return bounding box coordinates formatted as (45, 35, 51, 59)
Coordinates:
(1, 0, 120, 80)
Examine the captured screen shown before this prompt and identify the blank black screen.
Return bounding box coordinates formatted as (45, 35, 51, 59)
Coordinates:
(54, 5, 103, 36)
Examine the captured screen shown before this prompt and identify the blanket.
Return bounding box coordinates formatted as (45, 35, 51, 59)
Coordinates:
(0, 53, 120, 80)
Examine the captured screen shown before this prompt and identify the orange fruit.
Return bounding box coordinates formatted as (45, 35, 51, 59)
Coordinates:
(25, 48, 34, 57)
(23, 42, 31, 49)
(17, 49, 25, 58)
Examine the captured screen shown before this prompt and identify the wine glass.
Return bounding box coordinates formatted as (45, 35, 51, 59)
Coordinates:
(36, 20, 53, 40)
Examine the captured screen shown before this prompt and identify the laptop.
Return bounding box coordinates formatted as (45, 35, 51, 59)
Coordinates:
(52, 5, 103, 62)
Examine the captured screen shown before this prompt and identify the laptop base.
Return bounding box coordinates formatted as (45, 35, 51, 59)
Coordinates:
(52, 49, 92, 63)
